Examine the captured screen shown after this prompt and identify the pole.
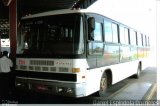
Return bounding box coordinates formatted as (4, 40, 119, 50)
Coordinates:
(9, 0, 17, 58)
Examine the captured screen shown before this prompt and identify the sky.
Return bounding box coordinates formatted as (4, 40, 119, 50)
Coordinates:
(88, 0, 155, 33)
(88, 0, 157, 64)
(88, 0, 159, 100)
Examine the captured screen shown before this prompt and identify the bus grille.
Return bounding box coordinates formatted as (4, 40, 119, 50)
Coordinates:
(30, 60, 54, 66)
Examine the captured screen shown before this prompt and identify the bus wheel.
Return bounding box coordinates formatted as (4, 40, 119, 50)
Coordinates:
(99, 72, 108, 96)
(134, 63, 142, 78)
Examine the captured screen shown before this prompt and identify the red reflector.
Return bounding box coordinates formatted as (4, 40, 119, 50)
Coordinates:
(19, 60, 26, 65)
(37, 86, 48, 91)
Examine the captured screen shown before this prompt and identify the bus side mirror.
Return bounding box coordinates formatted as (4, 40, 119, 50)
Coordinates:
(88, 17, 95, 41)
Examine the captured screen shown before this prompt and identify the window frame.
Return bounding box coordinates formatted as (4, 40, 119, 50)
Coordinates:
(104, 20, 118, 43)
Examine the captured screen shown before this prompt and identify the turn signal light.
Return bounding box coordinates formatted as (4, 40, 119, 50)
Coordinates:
(72, 68, 80, 73)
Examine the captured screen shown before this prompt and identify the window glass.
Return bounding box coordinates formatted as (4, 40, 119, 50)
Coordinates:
(104, 45, 119, 64)
(130, 30, 137, 45)
(130, 47, 137, 60)
(18, 14, 83, 55)
(93, 43, 103, 55)
(112, 23, 118, 43)
(142, 35, 146, 47)
(141, 34, 144, 46)
(89, 42, 103, 55)
(119, 26, 125, 44)
(145, 35, 147, 46)
(104, 21, 112, 42)
(124, 28, 129, 44)
(94, 22, 102, 41)
(120, 26, 129, 45)
(137, 32, 142, 46)
(120, 46, 130, 62)
(148, 36, 150, 47)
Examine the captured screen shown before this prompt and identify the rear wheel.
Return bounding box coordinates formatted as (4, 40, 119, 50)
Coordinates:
(134, 63, 142, 78)
(99, 72, 108, 96)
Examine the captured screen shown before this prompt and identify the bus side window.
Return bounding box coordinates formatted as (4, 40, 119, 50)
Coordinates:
(104, 20, 112, 42)
(120, 26, 129, 45)
(148, 36, 150, 47)
(137, 32, 142, 46)
(142, 35, 146, 47)
(145, 35, 147, 47)
(94, 22, 102, 41)
(124, 28, 129, 45)
(89, 21, 103, 55)
(119, 26, 125, 44)
(112, 23, 118, 43)
(130, 29, 137, 46)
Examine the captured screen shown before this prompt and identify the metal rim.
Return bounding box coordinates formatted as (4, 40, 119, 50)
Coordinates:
(99, 73, 107, 96)
(100, 77, 107, 91)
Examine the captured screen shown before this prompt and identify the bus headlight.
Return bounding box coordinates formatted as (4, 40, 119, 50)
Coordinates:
(16, 83, 22, 86)
(66, 88, 73, 94)
(57, 87, 65, 93)
(57, 87, 74, 94)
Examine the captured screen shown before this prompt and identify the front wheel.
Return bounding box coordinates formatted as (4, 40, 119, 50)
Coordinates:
(99, 72, 108, 96)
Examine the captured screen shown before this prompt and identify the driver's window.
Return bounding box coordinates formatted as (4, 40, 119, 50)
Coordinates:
(94, 22, 102, 41)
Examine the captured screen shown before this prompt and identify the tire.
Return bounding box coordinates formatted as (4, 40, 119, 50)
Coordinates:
(134, 63, 142, 79)
(98, 72, 108, 96)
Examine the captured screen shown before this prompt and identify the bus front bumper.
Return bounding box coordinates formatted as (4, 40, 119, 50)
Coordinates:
(15, 77, 86, 98)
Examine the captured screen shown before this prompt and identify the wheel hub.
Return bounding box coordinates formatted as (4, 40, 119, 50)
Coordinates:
(100, 78, 107, 91)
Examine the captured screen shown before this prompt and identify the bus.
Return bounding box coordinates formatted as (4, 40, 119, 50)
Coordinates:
(15, 9, 150, 97)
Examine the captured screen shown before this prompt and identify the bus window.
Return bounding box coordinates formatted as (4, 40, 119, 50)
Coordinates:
(145, 35, 147, 46)
(120, 26, 129, 45)
(142, 35, 146, 47)
(104, 20, 112, 42)
(104, 45, 119, 64)
(141, 34, 144, 46)
(148, 36, 150, 47)
(112, 23, 118, 43)
(89, 21, 103, 55)
(18, 14, 83, 55)
(137, 32, 142, 46)
(94, 22, 102, 41)
(130, 29, 137, 46)
(119, 26, 125, 44)
(124, 28, 129, 45)
(93, 43, 103, 55)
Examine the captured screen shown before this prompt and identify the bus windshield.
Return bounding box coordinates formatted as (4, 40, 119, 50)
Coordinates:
(17, 14, 84, 56)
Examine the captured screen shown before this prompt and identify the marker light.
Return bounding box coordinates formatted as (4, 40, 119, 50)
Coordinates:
(72, 68, 80, 73)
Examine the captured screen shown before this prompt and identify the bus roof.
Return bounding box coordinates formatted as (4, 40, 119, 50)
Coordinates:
(21, 8, 146, 35)
(21, 9, 91, 19)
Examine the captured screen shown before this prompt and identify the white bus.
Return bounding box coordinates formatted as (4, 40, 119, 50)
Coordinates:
(15, 9, 150, 97)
